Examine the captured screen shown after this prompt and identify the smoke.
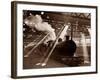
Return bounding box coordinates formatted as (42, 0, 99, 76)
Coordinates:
(59, 25, 69, 41)
(81, 32, 89, 63)
(24, 14, 56, 43)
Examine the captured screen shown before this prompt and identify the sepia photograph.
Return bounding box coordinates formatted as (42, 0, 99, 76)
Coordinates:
(23, 11, 91, 69)
(11, 1, 97, 78)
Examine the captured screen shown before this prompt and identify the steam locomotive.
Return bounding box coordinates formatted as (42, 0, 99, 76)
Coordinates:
(23, 14, 84, 67)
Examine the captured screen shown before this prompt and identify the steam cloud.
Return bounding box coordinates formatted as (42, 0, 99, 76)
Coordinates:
(24, 14, 56, 44)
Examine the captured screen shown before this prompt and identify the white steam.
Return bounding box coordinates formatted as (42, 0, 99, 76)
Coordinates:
(24, 14, 56, 43)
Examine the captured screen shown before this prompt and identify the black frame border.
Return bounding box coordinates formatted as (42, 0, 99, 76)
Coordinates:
(11, 1, 98, 79)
